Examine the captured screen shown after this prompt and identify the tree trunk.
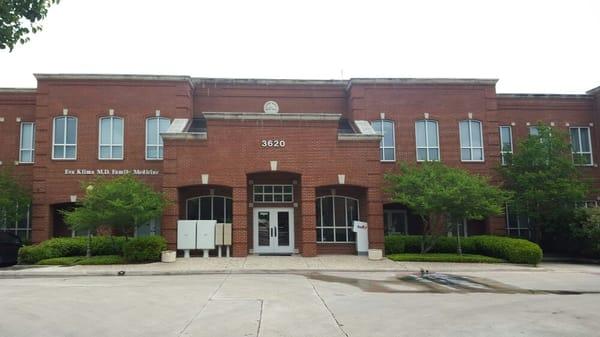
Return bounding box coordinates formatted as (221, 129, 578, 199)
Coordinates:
(456, 222, 463, 255)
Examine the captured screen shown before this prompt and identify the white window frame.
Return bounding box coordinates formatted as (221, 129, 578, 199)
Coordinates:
(253, 184, 294, 203)
(52, 116, 78, 160)
(372, 119, 396, 162)
(415, 120, 440, 162)
(19, 122, 35, 163)
(145, 117, 170, 160)
(459, 120, 484, 162)
(384, 209, 408, 234)
(570, 127, 593, 166)
(505, 204, 531, 239)
(499, 126, 513, 166)
(316, 195, 360, 243)
(185, 195, 233, 223)
(98, 116, 124, 160)
(528, 126, 539, 136)
(0, 204, 31, 241)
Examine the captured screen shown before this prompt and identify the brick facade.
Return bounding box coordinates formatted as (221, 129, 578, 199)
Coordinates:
(1, 75, 599, 256)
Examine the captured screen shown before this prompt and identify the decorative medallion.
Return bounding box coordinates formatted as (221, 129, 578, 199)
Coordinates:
(263, 100, 279, 114)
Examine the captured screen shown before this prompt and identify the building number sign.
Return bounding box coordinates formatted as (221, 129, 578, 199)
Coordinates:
(260, 139, 286, 148)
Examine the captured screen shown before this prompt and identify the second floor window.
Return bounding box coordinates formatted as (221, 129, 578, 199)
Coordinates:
(146, 117, 170, 160)
(528, 126, 539, 136)
(459, 120, 484, 161)
(52, 116, 77, 160)
(19, 122, 35, 163)
(415, 120, 439, 161)
(570, 127, 593, 166)
(99, 117, 124, 160)
(499, 126, 513, 165)
(372, 120, 396, 161)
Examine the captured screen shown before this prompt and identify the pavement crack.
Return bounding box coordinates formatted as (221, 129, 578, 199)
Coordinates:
(256, 299, 264, 337)
(177, 272, 232, 337)
(309, 279, 349, 337)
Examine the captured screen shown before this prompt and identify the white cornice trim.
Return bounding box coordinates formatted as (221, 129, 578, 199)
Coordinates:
(337, 134, 382, 141)
(202, 112, 341, 121)
(161, 132, 207, 140)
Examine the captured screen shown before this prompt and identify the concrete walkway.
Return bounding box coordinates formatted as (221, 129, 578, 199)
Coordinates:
(0, 255, 547, 278)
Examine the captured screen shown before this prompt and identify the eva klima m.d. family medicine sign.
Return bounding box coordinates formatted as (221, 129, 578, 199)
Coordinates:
(64, 168, 160, 176)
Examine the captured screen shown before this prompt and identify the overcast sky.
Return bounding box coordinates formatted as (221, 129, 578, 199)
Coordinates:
(1, 0, 599, 94)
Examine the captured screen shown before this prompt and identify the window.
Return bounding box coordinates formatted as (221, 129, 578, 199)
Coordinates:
(383, 210, 408, 234)
(499, 126, 513, 165)
(135, 218, 161, 237)
(146, 117, 171, 160)
(528, 126, 539, 136)
(186, 196, 232, 223)
(570, 127, 593, 166)
(459, 120, 484, 161)
(0, 204, 31, 241)
(415, 120, 440, 161)
(19, 122, 35, 163)
(506, 205, 531, 239)
(52, 116, 77, 160)
(372, 120, 396, 161)
(316, 195, 359, 243)
(99, 116, 124, 160)
(447, 219, 468, 237)
(253, 184, 293, 203)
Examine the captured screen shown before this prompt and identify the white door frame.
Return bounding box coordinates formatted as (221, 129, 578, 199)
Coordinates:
(253, 207, 294, 254)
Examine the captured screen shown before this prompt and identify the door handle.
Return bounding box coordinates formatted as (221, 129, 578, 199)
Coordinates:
(270, 227, 274, 237)
(274, 227, 277, 237)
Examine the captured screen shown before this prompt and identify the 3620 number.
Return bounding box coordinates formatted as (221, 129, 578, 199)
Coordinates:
(261, 139, 286, 148)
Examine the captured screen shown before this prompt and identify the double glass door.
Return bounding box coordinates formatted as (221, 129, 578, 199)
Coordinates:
(253, 208, 294, 254)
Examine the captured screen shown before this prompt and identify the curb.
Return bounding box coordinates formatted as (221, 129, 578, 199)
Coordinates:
(0, 266, 547, 279)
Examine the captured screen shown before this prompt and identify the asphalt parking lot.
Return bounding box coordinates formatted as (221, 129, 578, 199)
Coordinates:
(1, 264, 600, 337)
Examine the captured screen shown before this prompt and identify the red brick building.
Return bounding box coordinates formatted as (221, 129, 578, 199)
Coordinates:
(1, 74, 599, 256)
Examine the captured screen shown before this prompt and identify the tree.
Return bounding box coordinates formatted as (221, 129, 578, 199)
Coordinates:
(0, 168, 31, 230)
(500, 124, 589, 244)
(385, 162, 511, 253)
(62, 174, 169, 256)
(1, 0, 60, 51)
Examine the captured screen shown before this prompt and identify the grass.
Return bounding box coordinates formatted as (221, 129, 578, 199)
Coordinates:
(387, 253, 505, 263)
(36, 255, 127, 266)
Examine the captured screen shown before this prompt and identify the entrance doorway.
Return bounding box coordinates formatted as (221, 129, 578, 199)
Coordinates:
(253, 208, 294, 254)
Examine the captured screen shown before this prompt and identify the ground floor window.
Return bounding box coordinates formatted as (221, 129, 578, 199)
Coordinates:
(383, 210, 408, 234)
(135, 218, 161, 237)
(186, 195, 233, 223)
(0, 205, 31, 241)
(447, 219, 468, 237)
(506, 205, 531, 239)
(316, 195, 359, 243)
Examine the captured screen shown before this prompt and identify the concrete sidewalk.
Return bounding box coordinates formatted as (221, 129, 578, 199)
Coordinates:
(0, 255, 547, 278)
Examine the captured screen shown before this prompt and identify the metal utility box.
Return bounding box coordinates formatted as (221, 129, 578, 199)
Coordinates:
(353, 221, 369, 256)
(223, 223, 232, 246)
(196, 220, 216, 250)
(215, 223, 224, 245)
(177, 220, 197, 250)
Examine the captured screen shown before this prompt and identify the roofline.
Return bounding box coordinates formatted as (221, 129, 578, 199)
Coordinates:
(34, 73, 192, 82)
(497, 93, 593, 99)
(0, 88, 36, 93)
(587, 85, 600, 95)
(348, 78, 498, 86)
(192, 77, 347, 86)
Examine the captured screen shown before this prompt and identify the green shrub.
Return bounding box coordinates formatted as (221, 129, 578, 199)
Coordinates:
(388, 253, 504, 263)
(18, 236, 127, 264)
(122, 235, 167, 263)
(37, 255, 126, 266)
(384, 235, 543, 265)
(384, 235, 405, 254)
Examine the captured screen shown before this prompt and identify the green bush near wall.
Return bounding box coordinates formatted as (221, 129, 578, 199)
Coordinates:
(122, 236, 167, 263)
(384, 235, 543, 265)
(18, 236, 127, 264)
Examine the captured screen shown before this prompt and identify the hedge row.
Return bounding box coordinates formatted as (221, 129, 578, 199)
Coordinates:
(19, 235, 167, 264)
(385, 235, 543, 265)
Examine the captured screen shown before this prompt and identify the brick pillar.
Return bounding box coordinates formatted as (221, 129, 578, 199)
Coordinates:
(31, 201, 51, 243)
(367, 187, 384, 250)
(232, 185, 248, 257)
(162, 186, 179, 250)
(301, 185, 317, 256)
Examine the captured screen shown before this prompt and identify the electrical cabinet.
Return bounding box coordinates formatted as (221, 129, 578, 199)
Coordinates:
(177, 220, 197, 250)
(196, 220, 216, 250)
